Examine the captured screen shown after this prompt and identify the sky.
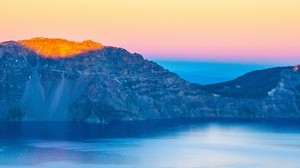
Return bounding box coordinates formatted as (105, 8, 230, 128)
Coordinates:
(0, 0, 299, 64)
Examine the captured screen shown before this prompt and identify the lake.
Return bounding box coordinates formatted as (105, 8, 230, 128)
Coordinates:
(0, 119, 300, 168)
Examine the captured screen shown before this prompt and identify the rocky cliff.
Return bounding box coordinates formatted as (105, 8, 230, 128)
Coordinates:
(0, 38, 299, 122)
(202, 65, 300, 118)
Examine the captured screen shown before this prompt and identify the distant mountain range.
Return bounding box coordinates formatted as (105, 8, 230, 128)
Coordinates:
(155, 61, 274, 84)
(0, 38, 299, 122)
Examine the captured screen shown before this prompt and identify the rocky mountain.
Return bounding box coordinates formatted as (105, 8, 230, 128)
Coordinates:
(202, 67, 286, 99)
(202, 65, 300, 118)
(0, 38, 299, 122)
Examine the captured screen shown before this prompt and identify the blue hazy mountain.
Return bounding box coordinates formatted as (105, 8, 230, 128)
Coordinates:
(155, 60, 277, 84)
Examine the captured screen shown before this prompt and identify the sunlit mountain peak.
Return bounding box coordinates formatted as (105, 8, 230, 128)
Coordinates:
(19, 37, 103, 58)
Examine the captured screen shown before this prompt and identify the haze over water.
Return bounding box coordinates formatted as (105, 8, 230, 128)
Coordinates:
(1, 120, 299, 168)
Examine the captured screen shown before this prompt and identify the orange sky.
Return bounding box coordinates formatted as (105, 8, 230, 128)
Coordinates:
(0, 0, 299, 63)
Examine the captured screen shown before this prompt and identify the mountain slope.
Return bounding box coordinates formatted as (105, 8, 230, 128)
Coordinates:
(0, 38, 299, 122)
(202, 67, 285, 99)
(0, 39, 219, 122)
(202, 65, 300, 118)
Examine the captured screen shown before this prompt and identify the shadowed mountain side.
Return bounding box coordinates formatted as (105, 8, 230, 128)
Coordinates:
(202, 65, 300, 118)
(0, 39, 300, 122)
(202, 67, 285, 99)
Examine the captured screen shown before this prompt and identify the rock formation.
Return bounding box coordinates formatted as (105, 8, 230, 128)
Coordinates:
(0, 38, 299, 122)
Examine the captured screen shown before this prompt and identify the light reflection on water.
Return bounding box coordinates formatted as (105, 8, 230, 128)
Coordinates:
(0, 120, 300, 168)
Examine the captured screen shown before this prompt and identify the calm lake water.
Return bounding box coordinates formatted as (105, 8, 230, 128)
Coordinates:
(0, 119, 300, 168)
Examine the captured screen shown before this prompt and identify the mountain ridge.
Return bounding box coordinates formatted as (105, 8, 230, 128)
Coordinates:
(0, 38, 300, 122)
(202, 66, 288, 99)
(19, 37, 103, 58)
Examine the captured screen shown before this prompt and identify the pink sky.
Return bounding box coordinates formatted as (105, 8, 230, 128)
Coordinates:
(0, 0, 299, 64)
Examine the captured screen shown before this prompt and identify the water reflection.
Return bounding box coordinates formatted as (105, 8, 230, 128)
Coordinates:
(0, 119, 300, 168)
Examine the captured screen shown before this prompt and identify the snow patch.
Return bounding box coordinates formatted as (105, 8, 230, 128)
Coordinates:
(114, 77, 122, 85)
(52, 69, 67, 73)
(268, 88, 276, 96)
(278, 82, 285, 90)
(212, 94, 220, 97)
(268, 81, 285, 96)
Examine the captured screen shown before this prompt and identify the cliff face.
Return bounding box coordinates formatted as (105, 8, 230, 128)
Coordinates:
(0, 40, 217, 122)
(202, 66, 300, 118)
(0, 39, 299, 122)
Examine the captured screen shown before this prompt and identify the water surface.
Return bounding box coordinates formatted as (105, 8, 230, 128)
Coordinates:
(0, 119, 300, 168)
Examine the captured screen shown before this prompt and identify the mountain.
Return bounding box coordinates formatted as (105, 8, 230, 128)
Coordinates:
(0, 38, 299, 122)
(202, 65, 300, 118)
(202, 67, 285, 99)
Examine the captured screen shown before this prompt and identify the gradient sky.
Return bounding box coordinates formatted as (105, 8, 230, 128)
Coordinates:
(0, 0, 299, 64)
